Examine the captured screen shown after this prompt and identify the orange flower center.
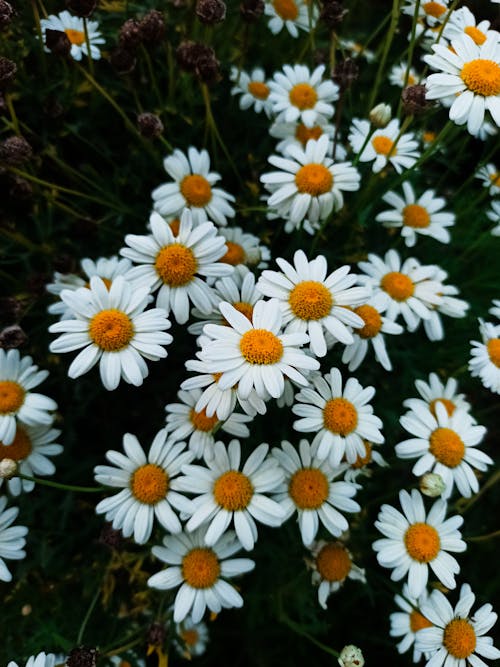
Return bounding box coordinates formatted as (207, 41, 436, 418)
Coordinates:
(407, 74, 416, 86)
(372, 135, 396, 156)
(239, 329, 284, 364)
(315, 543, 352, 582)
(288, 280, 333, 321)
(404, 523, 440, 562)
(429, 398, 456, 417)
(220, 241, 246, 265)
(213, 470, 254, 511)
(65, 28, 85, 45)
(155, 243, 198, 286)
(289, 83, 318, 110)
(380, 271, 414, 301)
(489, 172, 500, 187)
(84, 277, 112, 290)
(180, 174, 212, 207)
(403, 204, 431, 229)
(429, 428, 465, 467)
(443, 619, 477, 658)
(181, 628, 199, 646)
(130, 463, 168, 504)
(423, 131, 436, 143)
(422, 1, 446, 18)
(247, 81, 270, 100)
(409, 610, 433, 633)
(0, 426, 32, 461)
(295, 123, 324, 146)
(354, 304, 383, 338)
(350, 441, 372, 469)
(169, 218, 181, 236)
(189, 407, 219, 432)
(272, 0, 298, 20)
(323, 398, 358, 435)
(88, 309, 134, 352)
(487, 338, 500, 367)
(0, 380, 25, 414)
(288, 467, 329, 509)
(464, 26, 486, 46)
(460, 59, 500, 97)
(295, 164, 333, 196)
(182, 548, 220, 588)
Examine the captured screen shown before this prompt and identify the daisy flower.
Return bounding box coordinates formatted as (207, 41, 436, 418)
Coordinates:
(348, 118, 420, 174)
(0, 424, 62, 496)
(343, 440, 388, 483)
(175, 618, 209, 659)
(469, 320, 500, 394)
(0, 495, 28, 582)
(151, 146, 235, 226)
(403, 372, 471, 419)
(375, 182, 455, 247)
(217, 228, 270, 269)
(230, 67, 272, 115)
(8, 654, 56, 667)
(424, 34, 500, 135)
(271, 439, 360, 546)
(121, 210, 233, 325)
(339, 39, 375, 63)
(49, 276, 173, 391)
(442, 6, 498, 48)
(373, 489, 466, 598)
(270, 120, 346, 160)
(264, 0, 317, 38)
(261, 135, 360, 226)
(389, 62, 421, 88)
(415, 583, 500, 667)
(257, 250, 370, 357)
(487, 200, 500, 235)
(199, 298, 320, 401)
(396, 401, 491, 498)
(94, 430, 194, 545)
(0, 349, 57, 446)
(476, 163, 500, 195)
(390, 584, 433, 663)
(402, 0, 450, 26)
(490, 300, 500, 319)
(40, 11, 104, 61)
(268, 64, 338, 128)
(292, 367, 384, 467)
(164, 388, 252, 460)
(306, 539, 365, 609)
(148, 528, 255, 623)
(176, 439, 285, 550)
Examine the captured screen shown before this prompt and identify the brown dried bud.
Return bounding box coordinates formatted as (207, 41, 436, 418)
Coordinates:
(139, 10, 166, 44)
(196, 0, 226, 24)
(147, 622, 167, 647)
(239, 0, 264, 23)
(0, 325, 28, 349)
(0, 136, 33, 165)
(66, 647, 99, 667)
(45, 29, 71, 57)
(137, 112, 164, 139)
(109, 47, 137, 74)
(176, 40, 199, 71)
(332, 57, 358, 91)
(65, 0, 97, 18)
(0, 57, 16, 89)
(320, 0, 347, 30)
(98, 522, 124, 549)
(196, 49, 221, 84)
(176, 41, 220, 82)
(401, 84, 431, 115)
(9, 175, 33, 199)
(119, 18, 142, 50)
(0, 0, 15, 30)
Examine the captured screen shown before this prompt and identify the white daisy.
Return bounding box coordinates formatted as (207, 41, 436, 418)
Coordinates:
(148, 527, 255, 623)
(339, 39, 375, 63)
(442, 6, 499, 48)
(375, 182, 455, 247)
(94, 430, 194, 545)
(0, 495, 28, 582)
(230, 67, 272, 115)
(390, 584, 433, 663)
(261, 135, 361, 226)
(403, 372, 471, 420)
(175, 618, 209, 659)
(306, 539, 365, 609)
(0, 349, 57, 446)
(373, 488, 466, 598)
(343, 439, 388, 484)
(49, 276, 172, 391)
(217, 228, 270, 269)
(424, 34, 500, 135)
(151, 146, 235, 226)
(40, 11, 104, 61)
(164, 388, 252, 460)
(199, 298, 320, 401)
(121, 210, 233, 324)
(348, 118, 420, 174)
(415, 583, 500, 667)
(469, 319, 500, 394)
(0, 424, 62, 496)
(476, 163, 500, 195)
(389, 62, 421, 88)
(270, 120, 346, 160)
(396, 401, 491, 498)
(264, 0, 317, 38)
(402, 0, 450, 26)
(7, 654, 56, 667)
(271, 439, 360, 546)
(474, 119, 498, 140)
(489, 300, 500, 319)
(487, 200, 500, 235)
(292, 367, 384, 467)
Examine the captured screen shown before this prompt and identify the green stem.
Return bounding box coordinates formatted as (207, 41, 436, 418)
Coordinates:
(5, 95, 20, 135)
(83, 18, 95, 77)
(397, 0, 420, 118)
(140, 44, 162, 106)
(360, 12, 392, 54)
(367, 0, 401, 112)
(19, 473, 104, 494)
(467, 529, 500, 543)
(76, 582, 101, 644)
(278, 608, 339, 658)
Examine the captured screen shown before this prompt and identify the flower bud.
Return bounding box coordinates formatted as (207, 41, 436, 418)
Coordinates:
(196, 0, 226, 24)
(369, 102, 391, 128)
(0, 0, 15, 30)
(239, 0, 264, 22)
(0, 324, 28, 349)
(0, 57, 17, 89)
(66, 647, 99, 667)
(137, 112, 164, 139)
(65, 0, 97, 18)
(0, 458, 17, 479)
(119, 18, 142, 50)
(320, 0, 347, 30)
(338, 645, 365, 667)
(401, 84, 431, 115)
(0, 136, 33, 166)
(139, 10, 166, 44)
(420, 472, 446, 498)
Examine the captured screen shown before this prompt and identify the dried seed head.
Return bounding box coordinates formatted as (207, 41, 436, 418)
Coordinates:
(0, 136, 33, 166)
(320, 0, 347, 30)
(65, 0, 97, 18)
(66, 647, 99, 667)
(119, 18, 142, 50)
(147, 621, 167, 647)
(109, 47, 137, 74)
(176, 41, 220, 83)
(332, 57, 358, 91)
(0, 0, 15, 30)
(137, 112, 164, 139)
(0, 324, 28, 349)
(139, 10, 166, 44)
(0, 57, 17, 89)
(239, 0, 264, 22)
(401, 84, 431, 115)
(196, 0, 226, 24)
(196, 48, 221, 84)
(45, 29, 72, 57)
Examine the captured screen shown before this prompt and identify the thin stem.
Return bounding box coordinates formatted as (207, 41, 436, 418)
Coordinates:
(456, 469, 500, 515)
(76, 582, 101, 644)
(467, 529, 500, 543)
(278, 606, 339, 658)
(397, 0, 420, 118)
(19, 473, 104, 494)
(140, 45, 163, 106)
(83, 19, 95, 77)
(0, 228, 43, 252)
(5, 95, 20, 135)
(367, 0, 401, 112)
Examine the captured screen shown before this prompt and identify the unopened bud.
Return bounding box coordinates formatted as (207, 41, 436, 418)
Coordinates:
(119, 18, 142, 50)
(401, 84, 431, 115)
(139, 10, 166, 44)
(0, 0, 15, 30)
(0, 324, 28, 349)
(196, 0, 226, 24)
(369, 102, 391, 128)
(0, 57, 17, 89)
(320, 0, 347, 30)
(137, 112, 164, 139)
(0, 458, 17, 479)
(0, 136, 33, 165)
(420, 472, 446, 498)
(338, 645, 365, 667)
(66, 647, 99, 667)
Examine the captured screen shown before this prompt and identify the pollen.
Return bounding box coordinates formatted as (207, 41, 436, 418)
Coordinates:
(0, 380, 25, 414)
(0, 426, 32, 461)
(288, 467, 329, 509)
(460, 59, 500, 97)
(351, 441, 372, 469)
(429, 428, 465, 467)
(221, 241, 246, 266)
(64, 28, 85, 45)
(422, 1, 446, 18)
(353, 305, 383, 338)
(404, 523, 440, 562)
(443, 619, 477, 658)
(315, 542, 352, 582)
(323, 398, 358, 436)
(295, 164, 333, 196)
(409, 610, 433, 633)
(213, 470, 254, 511)
(189, 407, 219, 432)
(88, 309, 134, 352)
(403, 204, 431, 229)
(295, 123, 324, 146)
(289, 83, 318, 110)
(288, 280, 333, 320)
(155, 243, 198, 287)
(182, 547, 220, 589)
(464, 26, 486, 46)
(380, 271, 414, 301)
(240, 329, 284, 364)
(248, 81, 270, 100)
(372, 135, 396, 156)
(429, 398, 456, 417)
(180, 174, 213, 207)
(487, 338, 500, 367)
(130, 463, 169, 504)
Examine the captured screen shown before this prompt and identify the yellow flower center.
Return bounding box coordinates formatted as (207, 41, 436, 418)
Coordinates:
(65, 28, 85, 45)
(169, 218, 181, 236)
(88, 309, 134, 352)
(182, 548, 220, 589)
(464, 26, 486, 46)
(289, 83, 318, 110)
(429, 427, 465, 467)
(130, 463, 169, 504)
(487, 338, 500, 367)
(460, 59, 500, 97)
(315, 543, 352, 582)
(409, 610, 433, 633)
(407, 74, 416, 86)
(181, 629, 199, 647)
(353, 304, 383, 338)
(189, 407, 219, 432)
(380, 271, 415, 301)
(490, 172, 500, 187)
(0, 380, 25, 415)
(220, 241, 246, 265)
(247, 80, 270, 100)
(429, 398, 456, 417)
(422, 1, 446, 18)
(403, 204, 431, 229)
(0, 426, 32, 461)
(288, 280, 333, 321)
(295, 164, 333, 196)
(213, 470, 254, 511)
(155, 243, 198, 287)
(372, 135, 396, 156)
(323, 398, 358, 435)
(295, 123, 324, 146)
(239, 329, 284, 364)
(350, 441, 372, 469)
(180, 174, 212, 207)
(272, 0, 298, 20)
(288, 467, 329, 509)
(423, 130, 436, 143)
(443, 619, 477, 658)
(404, 523, 441, 562)
(84, 277, 112, 290)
